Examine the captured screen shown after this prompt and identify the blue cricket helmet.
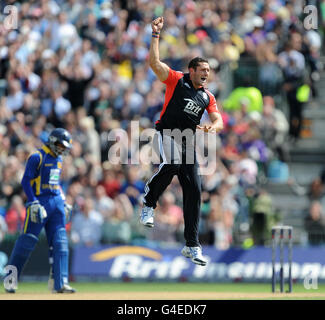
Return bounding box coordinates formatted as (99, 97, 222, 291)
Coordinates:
(48, 128, 72, 156)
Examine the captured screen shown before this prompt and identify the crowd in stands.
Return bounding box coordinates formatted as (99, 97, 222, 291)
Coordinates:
(0, 0, 324, 248)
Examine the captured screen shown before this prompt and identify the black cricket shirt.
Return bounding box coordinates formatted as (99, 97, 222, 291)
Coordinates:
(155, 68, 219, 132)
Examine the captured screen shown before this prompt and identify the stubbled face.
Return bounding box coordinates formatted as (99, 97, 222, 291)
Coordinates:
(190, 62, 210, 88)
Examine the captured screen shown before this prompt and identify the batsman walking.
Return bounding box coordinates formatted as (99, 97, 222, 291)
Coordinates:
(140, 17, 224, 266)
(5, 128, 75, 293)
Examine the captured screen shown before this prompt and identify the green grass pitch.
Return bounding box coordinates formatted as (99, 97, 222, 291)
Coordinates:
(2, 282, 325, 299)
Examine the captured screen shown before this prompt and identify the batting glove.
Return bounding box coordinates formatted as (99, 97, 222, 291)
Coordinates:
(26, 200, 47, 224)
(64, 203, 73, 224)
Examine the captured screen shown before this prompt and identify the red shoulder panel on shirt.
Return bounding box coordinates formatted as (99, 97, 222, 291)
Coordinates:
(162, 68, 184, 86)
(205, 89, 219, 114)
(158, 68, 184, 121)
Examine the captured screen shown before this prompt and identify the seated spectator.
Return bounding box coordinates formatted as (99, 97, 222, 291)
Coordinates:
(0, 156, 23, 206)
(158, 192, 183, 229)
(214, 32, 240, 64)
(94, 184, 115, 217)
(101, 194, 132, 244)
(244, 16, 266, 57)
(120, 166, 145, 207)
(240, 127, 269, 165)
(208, 193, 233, 250)
(221, 132, 241, 163)
(305, 201, 325, 246)
(5, 80, 24, 112)
(5, 195, 26, 235)
(307, 177, 325, 202)
(79, 116, 101, 163)
(70, 197, 103, 247)
(201, 159, 228, 193)
(259, 96, 290, 162)
(234, 150, 259, 187)
(99, 162, 121, 199)
(146, 192, 183, 244)
(0, 215, 7, 244)
(250, 189, 277, 246)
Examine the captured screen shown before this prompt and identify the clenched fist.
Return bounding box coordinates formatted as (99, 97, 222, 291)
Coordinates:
(151, 16, 164, 33)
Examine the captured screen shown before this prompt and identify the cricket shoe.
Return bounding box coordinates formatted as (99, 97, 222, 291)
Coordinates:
(181, 246, 207, 266)
(140, 206, 154, 228)
(5, 288, 16, 293)
(53, 284, 76, 293)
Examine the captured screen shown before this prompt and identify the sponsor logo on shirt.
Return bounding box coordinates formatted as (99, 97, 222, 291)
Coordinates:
(184, 98, 202, 116)
(49, 168, 60, 185)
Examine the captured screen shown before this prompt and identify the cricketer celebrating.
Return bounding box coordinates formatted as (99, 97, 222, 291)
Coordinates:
(5, 128, 75, 293)
(140, 17, 224, 266)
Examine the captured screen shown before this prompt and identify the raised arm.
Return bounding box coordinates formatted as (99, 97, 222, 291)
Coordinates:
(149, 17, 170, 82)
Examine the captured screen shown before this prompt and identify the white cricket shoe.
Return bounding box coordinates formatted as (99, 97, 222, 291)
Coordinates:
(53, 284, 76, 293)
(181, 246, 207, 266)
(140, 206, 154, 228)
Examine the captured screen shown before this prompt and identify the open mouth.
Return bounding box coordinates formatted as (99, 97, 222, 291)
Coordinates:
(201, 77, 207, 82)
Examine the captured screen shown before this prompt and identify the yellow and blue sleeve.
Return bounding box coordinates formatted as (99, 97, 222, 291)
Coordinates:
(21, 152, 42, 202)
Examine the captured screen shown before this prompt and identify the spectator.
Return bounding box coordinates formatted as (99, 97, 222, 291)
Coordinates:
(221, 132, 241, 163)
(0, 215, 7, 244)
(79, 116, 101, 163)
(5, 195, 26, 235)
(234, 150, 259, 187)
(305, 201, 325, 246)
(0, 156, 23, 207)
(278, 33, 306, 142)
(241, 126, 269, 165)
(70, 197, 103, 247)
(244, 16, 266, 57)
(304, 29, 322, 98)
(256, 32, 283, 96)
(101, 194, 132, 244)
(99, 162, 122, 199)
(250, 189, 277, 245)
(158, 191, 183, 229)
(208, 193, 233, 250)
(146, 192, 183, 244)
(120, 166, 145, 207)
(56, 11, 79, 50)
(57, 59, 94, 110)
(6, 80, 24, 112)
(307, 177, 325, 202)
(94, 184, 115, 217)
(259, 96, 290, 162)
(51, 87, 72, 126)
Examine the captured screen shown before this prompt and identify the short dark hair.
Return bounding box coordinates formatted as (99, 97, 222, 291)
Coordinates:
(188, 57, 209, 70)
